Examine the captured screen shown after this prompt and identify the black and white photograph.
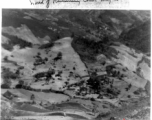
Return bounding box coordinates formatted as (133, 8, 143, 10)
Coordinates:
(0, 9, 151, 120)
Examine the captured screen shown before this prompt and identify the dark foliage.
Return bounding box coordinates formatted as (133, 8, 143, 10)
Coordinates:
(96, 112, 110, 118)
(39, 42, 54, 49)
(34, 72, 46, 79)
(2, 33, 32, 51)
(110, 117, 115, 120)
(53, 52, 62, 61)
(119, 20, 150, 53)
(15, 84, 23, 88)
(2, 68, 19, 88)
(87, 77, 101, 93)
(1, 84, 10, 89)
(90, 98, 95, 101)
(71, 36, 110, 62)
(2, 10, 56, 40)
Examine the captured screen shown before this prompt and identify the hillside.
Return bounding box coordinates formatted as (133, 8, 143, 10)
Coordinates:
(1, 9, 150, 120)
(119, 20, 151, 54)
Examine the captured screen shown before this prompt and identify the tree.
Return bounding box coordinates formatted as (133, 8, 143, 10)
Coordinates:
(31, 94, 35, 100)
(57, 34, 60, 39)
(37, 52, 41, 56)
(39, 101, 43, 106)
(2, 68, 19, 88)
(18, 80, 24, 86)
(15, 69, 20, 75)
(54, 52, 62, 61)
(90, 98, 95, 101)
(45, 68, 55, 84)
(73, 67, 76, 70)
(3, 56, 8, 62)
(1, 84, 10, 89)
(87, 72, 103, 93)
(45, 57, 48, 61)
(57, 52, 62, 58)
(110, 117, 115, 120)
(16, 80, 24, 89)
(30, 94, 35, 104)
(125, 84, 132, 91)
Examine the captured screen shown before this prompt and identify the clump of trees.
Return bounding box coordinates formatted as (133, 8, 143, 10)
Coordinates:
(1, 67, 19, 89)
(71, 36, 109, 62)
(87, 74, 101, 93)
(2, 33, 32, 51)
(33, 52, 48, 66)
(53, 52, 62, 61)
(15, 80, 24, 88)
(30, 94, 36, 104)
(3, 56, 8, 62)
(133, 88, 144, 95)
(45, 68, 55, 84)
(125, 84, 132, 91)
(39, 42, 54, 49)
(87, 73, 120, 98)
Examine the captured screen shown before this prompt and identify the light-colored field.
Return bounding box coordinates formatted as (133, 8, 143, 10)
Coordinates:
(1, 89, 70, 104)
(51, 37, 88, 77)
(13, 116, 74, 120)
(2, 36, 89, 90)
(110, 44, 150, 81)
(2, 25, 41, 44)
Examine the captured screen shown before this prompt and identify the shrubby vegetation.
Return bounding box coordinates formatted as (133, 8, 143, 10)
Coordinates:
(71, 35, 110, 62)
(87, 74, 120, 98)
(1, 67, 19, 88)
(2, 33, 32, 51)
(53, 52, 62, 61)
(39, 42, 54, 49)
(33, 52, 48, 66)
